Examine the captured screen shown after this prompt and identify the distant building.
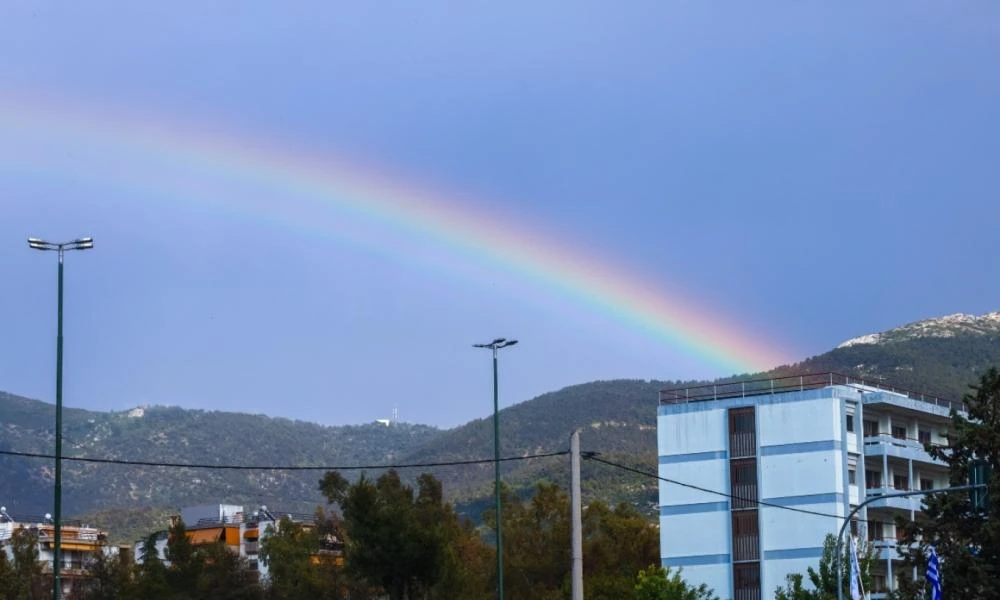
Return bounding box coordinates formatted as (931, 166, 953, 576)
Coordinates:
(0, 505, 122, 597)
(657, 372, 958, 599)
(134, 503, 343, 581)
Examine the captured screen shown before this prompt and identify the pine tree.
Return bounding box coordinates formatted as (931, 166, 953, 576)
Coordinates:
(894, 367, 1000, 598)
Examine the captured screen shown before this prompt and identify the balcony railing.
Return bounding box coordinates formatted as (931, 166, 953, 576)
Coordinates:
(660, 372, 965, 412)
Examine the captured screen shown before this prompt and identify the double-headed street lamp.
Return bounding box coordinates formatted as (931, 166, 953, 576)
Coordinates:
(28, 237, 93, 600)
(473, 337, 518, 600)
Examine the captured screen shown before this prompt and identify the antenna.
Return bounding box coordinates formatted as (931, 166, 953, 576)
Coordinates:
(392, 406, 399, 422)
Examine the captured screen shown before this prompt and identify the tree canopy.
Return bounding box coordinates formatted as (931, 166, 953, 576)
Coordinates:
(773, 534, 876, 600)
(894, 366, 1000, 598)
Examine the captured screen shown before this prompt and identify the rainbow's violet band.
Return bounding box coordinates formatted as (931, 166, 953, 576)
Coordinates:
(0, 98, 789, 374)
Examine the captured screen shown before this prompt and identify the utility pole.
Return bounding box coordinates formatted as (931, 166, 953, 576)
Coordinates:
(571, 430, 583, 600)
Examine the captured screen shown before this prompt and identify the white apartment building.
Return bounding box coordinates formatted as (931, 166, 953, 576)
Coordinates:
(657, 373, 960, 599)
(134, 503, 343, 581)
(0, 505, 120, 597)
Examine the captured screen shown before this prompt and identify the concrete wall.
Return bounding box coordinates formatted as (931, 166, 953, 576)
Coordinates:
(657, 386, 952, 598)
(658, 404, 731, 595)
(758, 394, 845, 595)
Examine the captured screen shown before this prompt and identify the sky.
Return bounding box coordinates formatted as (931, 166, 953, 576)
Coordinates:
(0, 2, 997, 428)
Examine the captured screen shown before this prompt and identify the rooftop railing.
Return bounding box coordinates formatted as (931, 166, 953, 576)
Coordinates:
(659, 372, 966, 412)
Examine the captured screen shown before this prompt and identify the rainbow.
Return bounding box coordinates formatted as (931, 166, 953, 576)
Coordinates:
(0, 95, 791, 374)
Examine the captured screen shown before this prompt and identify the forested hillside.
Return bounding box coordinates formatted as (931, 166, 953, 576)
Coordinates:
(0, 393, 440, 521)
(3, 314, 1000, 540)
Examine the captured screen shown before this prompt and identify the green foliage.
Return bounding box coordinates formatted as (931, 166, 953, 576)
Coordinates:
(4, 326, 1000, 548)
(491, 482, 571, 600)
(321, 469, 488, 600)
(73, 507, 178, 545)
(0, 526, 49, 600)
(773, 534, 876, 600)
(110, 519, 262, 600)
(482, 482, 664, 600)
(582, 501, 660, 599)
(0, 393, 441, 519)
(404, 379, 667, 512)
(0, 527, 52, 600)
(74, 543, 135, 600)
(260, 515, 350, 600)
(894, 367, 1000, 598)
(773, 573, 815, 600)
(633, 565, 719, 600)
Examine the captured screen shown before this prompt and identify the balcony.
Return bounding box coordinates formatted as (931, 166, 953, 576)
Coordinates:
(863, 433, 945, 466)
(864, 486, 920, 511)
(869, 537, 908, 561)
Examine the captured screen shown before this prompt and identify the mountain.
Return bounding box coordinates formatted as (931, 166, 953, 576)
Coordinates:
(394, 312, 1000, 509)
(395, 379, 677, 512)
(3, 312, 1000, 540)
(0, 393, 441, 523)
(784, 311, 1000, 400)
(838, 312, 1000, 348)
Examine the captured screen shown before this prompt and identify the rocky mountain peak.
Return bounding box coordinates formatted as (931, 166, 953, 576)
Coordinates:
(838, 311, 1000, 348)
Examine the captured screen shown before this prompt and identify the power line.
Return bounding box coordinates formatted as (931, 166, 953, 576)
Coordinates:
(2, 446, 883, 525)
(0, 448, 568, 471)
(586, 454, 873, 523)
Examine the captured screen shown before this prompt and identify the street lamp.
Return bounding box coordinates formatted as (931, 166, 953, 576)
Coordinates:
(28, 237, 93, 600)
(473, 337, 518, 600)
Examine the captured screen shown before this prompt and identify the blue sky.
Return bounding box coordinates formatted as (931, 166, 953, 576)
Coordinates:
(1, 2, 997, 427)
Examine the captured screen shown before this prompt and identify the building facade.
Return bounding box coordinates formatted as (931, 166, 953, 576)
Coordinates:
(135, 503, 343, 581)
(657, 373, 960, 599)
(0, 505, 120, 597)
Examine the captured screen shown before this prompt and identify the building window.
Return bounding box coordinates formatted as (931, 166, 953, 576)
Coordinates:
(918, 429, 931, 445)
(848, 468, 856, 485)
(868, 520, 884, 542)
(730, 459, 758, 510)
(892, 425, 906, 440)
(893, 474, 909, 490)
(920, 478, 934, 491)
(733, 561, 761, 600)
(731, 510, 760, 561)
(866, 470, 882, 489)
(846, 415, 855, 432)
(729, 407, 756, 458)
(863, 420, 879, 437)
(872, 574, 887, 593)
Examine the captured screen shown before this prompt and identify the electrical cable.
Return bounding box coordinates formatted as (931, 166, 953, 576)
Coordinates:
(585, 454, 875, 524)
(1, 447, 883, 525)
(0, 448, 568, 471)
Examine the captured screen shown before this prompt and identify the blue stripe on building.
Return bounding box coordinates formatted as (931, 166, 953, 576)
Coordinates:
(659, 450, 727, 464)
(662, 553, 731, 567)
(660, 501, 729, 516)
(763, 547, 825, 560)
(762, 492, 843, 507)
(761, 440, 842, 456)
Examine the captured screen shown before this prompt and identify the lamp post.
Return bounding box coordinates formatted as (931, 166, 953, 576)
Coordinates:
(473, 337, 518, 600)
(28, 237, 93, 600)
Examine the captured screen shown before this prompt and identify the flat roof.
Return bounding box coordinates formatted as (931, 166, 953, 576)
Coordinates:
(659, 371, 965, 412)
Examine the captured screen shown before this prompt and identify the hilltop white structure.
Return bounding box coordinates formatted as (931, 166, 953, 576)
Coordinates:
(657, 373, 958, 599)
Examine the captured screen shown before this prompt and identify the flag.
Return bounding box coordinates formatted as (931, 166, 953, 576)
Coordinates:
(925, 545, 942, 600)
(849, 536, 863, 600)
